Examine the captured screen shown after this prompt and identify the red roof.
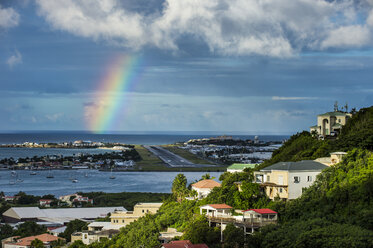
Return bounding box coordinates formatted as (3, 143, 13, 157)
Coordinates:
(207, 204, 233, 209)
(5, 233, 63, 246)
(244, 208, 277, 214)
(162, 240, 209, 248)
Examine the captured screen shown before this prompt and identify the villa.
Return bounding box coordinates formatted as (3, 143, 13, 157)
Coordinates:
(254, 160, 327, 200)
(191, 179, 221, 199)
(310, 108, 352, 137)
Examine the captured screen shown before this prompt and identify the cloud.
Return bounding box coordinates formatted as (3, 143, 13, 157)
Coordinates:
(0, 5, 19, 28)
(272, 96, 319, 101)
(6, 50, 23, 68)
(34, 0, 373, 57)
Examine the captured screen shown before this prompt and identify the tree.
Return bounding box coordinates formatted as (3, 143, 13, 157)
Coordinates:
(201, 173, 215, 180)
(223, 223, 245, 248)
(182, 216, 220, 246)
(172, 174, 188, 202)
(69, 240, 87, 248)
(14, 222, 46, 237)
(59, 219, 87, 242)
(30, 238, 44, 248)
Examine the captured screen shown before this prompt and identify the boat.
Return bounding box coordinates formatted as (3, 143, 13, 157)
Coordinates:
(109, 169, 116, 179)
(72, 179, 78, 183)
(84, 172, 89, 177)
(30, 171, 37, 175)
(46, 169, 54, 178)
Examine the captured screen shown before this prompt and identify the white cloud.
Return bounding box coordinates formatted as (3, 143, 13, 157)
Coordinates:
(35, 0, 373, 57)
(272, 96, 319, 101)
(6, 50, 23, 68)
(0, 5, 19, 28)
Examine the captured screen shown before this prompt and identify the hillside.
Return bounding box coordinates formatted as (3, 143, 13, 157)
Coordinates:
(258, 106, 373, 170)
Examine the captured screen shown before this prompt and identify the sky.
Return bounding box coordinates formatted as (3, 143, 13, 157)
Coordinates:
(0, 0, 373, 134)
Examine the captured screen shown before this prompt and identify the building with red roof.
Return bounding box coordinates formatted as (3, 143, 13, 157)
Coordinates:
(243, 208, 278, 222)
(2, 233, 64, 248)
(161, 240, 208, 248)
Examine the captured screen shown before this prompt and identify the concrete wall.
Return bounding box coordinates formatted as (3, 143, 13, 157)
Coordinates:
(288, 171, 322, 199)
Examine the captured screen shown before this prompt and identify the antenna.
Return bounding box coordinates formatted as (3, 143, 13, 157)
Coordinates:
(334, 101, 338, 112)
(344, 102, 348, 113)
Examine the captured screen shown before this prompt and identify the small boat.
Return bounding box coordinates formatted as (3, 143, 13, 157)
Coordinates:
(109, 169, 116, 179)
(30, 171, 37, 175)
(72, 179, 78, 183)
(46, 169, 54, 178)
(84, 172, 89, 177)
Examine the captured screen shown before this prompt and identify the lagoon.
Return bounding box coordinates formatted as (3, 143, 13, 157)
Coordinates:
(0, 170, 223, 196)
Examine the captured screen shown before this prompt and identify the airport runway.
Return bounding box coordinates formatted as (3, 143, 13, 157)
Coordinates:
(144, 146, 216, 168)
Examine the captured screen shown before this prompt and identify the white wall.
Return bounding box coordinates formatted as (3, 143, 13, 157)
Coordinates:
(288, 171, 321, 199)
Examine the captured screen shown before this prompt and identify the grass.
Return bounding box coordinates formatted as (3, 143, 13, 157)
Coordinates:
(134, 145, 227, 172)
(161, 145, 215, 165)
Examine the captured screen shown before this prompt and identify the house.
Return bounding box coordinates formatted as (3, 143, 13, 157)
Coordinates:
(159, 228, 183, 244)
(315, 152, 347, 166)
(310, 108, 352, 137)
(110, 202, 162, 227)
(2, 207, 125, 224)
(254, 160, 327, 200)
(71, 230, 119, 245)
(227, 163, 257, 173)
(58, 193, 93, 206)
(242, 209, 278, 222)
(200, 204, 233, 218)
(191, 180, 221, 199)
(47, 226, 66, 236)
(161, 240, 209, 248)
(39, 199, 53, 208)
(2, 233, 64, 248)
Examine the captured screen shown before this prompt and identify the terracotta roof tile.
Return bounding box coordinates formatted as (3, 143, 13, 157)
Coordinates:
(207, 204, 232, 209)
(191, 179, 221, 189)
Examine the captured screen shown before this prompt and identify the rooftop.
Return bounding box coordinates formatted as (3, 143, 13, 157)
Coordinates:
(191, 179, 221, 189)
(5, 233, 63, 246)
(135, 202, 163, 207)
(244, 208, 277, 214)
(261, 160, 327, 172)
(162, 240, 208, 248)
(318, 111, 350, 117)
(205, 204, 233, 209)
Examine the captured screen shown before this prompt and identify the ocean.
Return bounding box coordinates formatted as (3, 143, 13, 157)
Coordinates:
(0, 131, 288, 145)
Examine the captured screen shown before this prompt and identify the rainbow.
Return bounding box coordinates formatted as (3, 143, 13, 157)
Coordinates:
(87, 54, 142, 133)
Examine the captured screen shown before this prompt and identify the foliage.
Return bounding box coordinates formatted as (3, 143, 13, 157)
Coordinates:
(223, 223, 245, 248)
(182, 216, 220, 247)
(30, 238, 44, 248)
(172, 174, 189, 202)
(259, 106, 373, 170)
(69, 240, 86, 248)
(60, 219, 88, 242)
(78, 191, 170, 210)
(14, 222, 46, 237)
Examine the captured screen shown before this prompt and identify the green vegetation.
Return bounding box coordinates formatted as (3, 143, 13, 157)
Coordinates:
(0, 221, 46, 244)
(256, 149, 373, 247)
(162, 145, 214, 165)
(59, 219, 88, 242)
(259, 106, 373, 170)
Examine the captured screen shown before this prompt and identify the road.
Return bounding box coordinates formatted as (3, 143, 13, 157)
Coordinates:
(144, 146, 216, 168)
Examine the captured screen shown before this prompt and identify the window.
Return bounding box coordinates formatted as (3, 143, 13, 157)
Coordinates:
(279, 188, 283, 193)
(267, 175, 270, 182)
(307, 176, 312, 182)
(142, 210, 145, 213)
(294, 176, 300, 183)
(122, 220, 124, 223)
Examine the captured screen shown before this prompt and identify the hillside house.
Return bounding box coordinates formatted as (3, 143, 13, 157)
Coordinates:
(191, 179, 221, 199)
(254, 160, 327, 200)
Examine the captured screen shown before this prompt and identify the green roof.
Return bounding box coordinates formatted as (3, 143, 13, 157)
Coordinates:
(332, 123, 342, 127)
(310, 125, 318, 128)
(318, 111, 349, 117)
(227, 163, 257, 170)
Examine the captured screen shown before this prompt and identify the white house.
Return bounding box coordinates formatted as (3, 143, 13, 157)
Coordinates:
(191, 179, 221, 199)
(254, 160, 327, 200)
